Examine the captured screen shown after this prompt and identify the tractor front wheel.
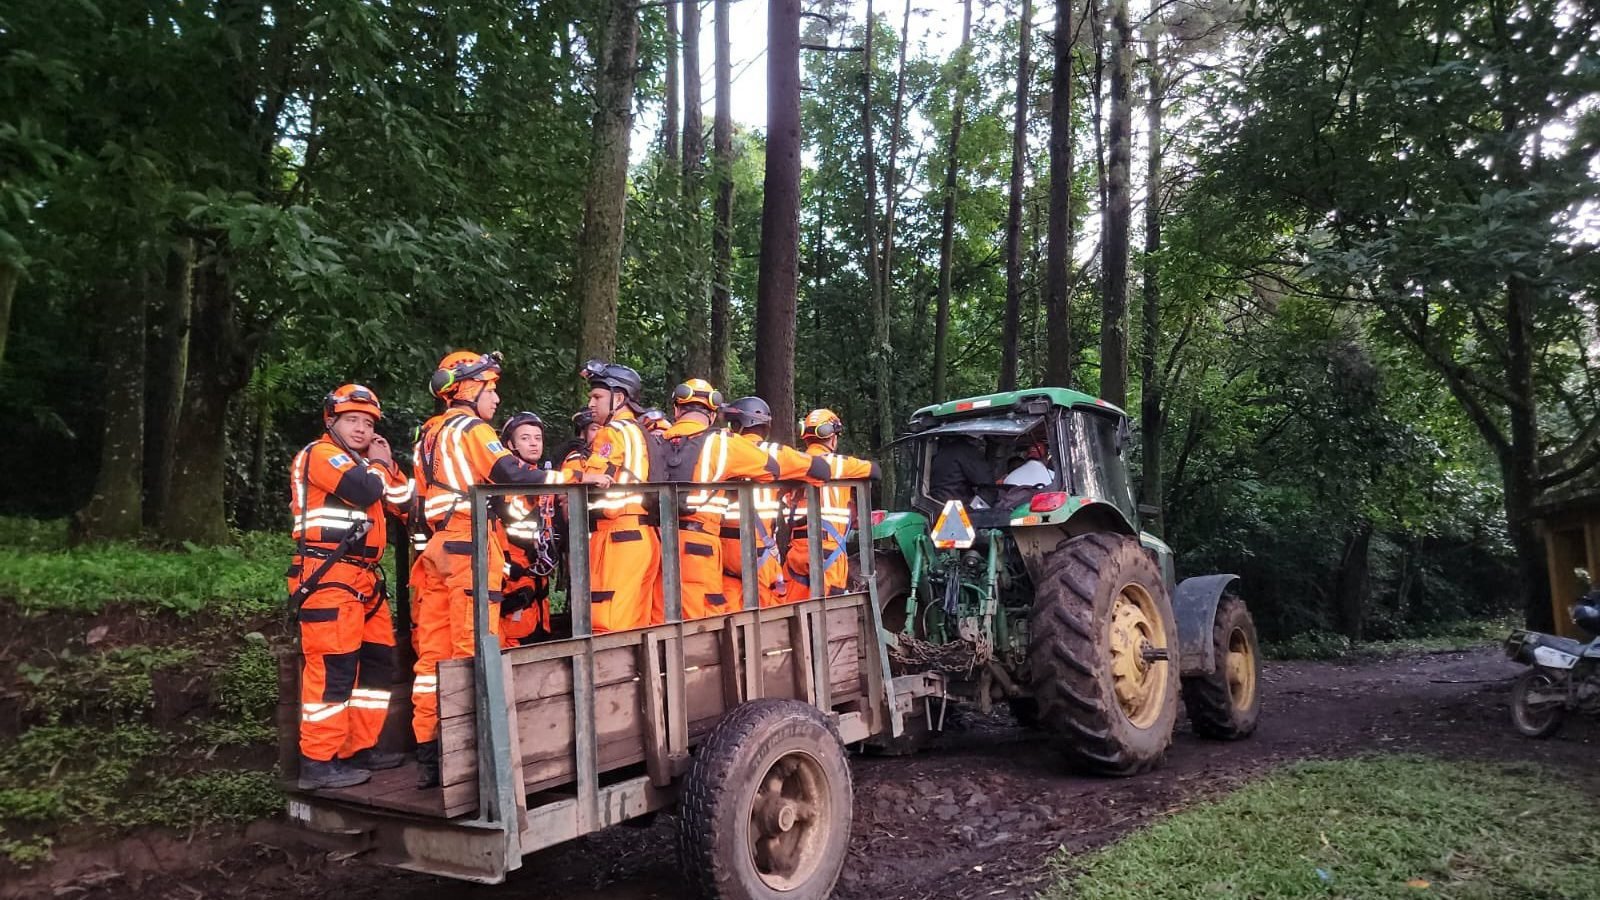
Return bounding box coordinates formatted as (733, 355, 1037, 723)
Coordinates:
(1028, 533, 1179, 776)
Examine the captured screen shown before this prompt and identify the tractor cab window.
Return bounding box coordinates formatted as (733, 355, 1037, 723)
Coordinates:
(1063, 409, 1137, 520)
(909, 415, 1059, 517)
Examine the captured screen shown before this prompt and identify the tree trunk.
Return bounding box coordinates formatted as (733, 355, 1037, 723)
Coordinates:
(710, 0, 734, 388)
(879, 0, 912, 304)
(575, 0, 642, 366)
(999, 0, 1033, 392)
(755, 0, 802, 443)
(1138, 23, 1162, 534)
(144, 238, 194, 529)
(0, 261, 17, 367)
(1505, 274, 1552, 631)
(665, 0, 680, 162)
(932, 0, 975, 400)
(1043, 0, 1074, 387)
(1333, 520, 1373, 640)
(159, 248, 252, 545)
(861, 0, 893, 452)
(242, 403, 271, 532)
(1099, 0, 1132, 408)
(682, 0, 709, 376)
(77, 278, 147, 541)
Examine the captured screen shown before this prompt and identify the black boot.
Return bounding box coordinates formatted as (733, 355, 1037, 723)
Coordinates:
(346, 748, 406, 771)
(299, 756, 371, 791)
(415, 741, 441, 789)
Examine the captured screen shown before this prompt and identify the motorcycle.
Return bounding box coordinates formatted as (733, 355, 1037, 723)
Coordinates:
(1504, 592, 1600, 738)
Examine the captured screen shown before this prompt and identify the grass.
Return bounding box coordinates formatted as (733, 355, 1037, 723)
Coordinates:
(1264, 618, 1518, 661)
(0, 517, 292, 867)
(0, 517, 293, 617)
(1047, 756, 1598, 900)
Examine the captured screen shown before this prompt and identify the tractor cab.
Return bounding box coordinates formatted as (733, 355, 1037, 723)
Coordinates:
(891, 389, 1140, 536)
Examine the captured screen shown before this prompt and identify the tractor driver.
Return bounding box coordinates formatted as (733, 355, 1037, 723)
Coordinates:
(929, 435, 994, 505)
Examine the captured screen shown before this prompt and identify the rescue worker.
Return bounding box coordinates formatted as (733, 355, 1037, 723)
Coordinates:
(639, 407, 671, 434)
(411, 351, 609, 788)
(288, 384, 412, 790)
(656, 380, 799, 619)
(579, 360, 661, 633)
(721, 396, 831, 607)
(785, 409, 880, 601)
(560, 409, 600, 479)
(498, 412, 557, 647)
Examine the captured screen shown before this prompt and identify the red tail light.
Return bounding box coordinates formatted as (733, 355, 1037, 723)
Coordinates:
(871, 510, 887, 526)
(1029, 492, 1069, 512)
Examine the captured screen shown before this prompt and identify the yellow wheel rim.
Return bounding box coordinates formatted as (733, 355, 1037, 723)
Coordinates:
(1225, 626, 1256, 712)
(1108, 583, 1169, 730)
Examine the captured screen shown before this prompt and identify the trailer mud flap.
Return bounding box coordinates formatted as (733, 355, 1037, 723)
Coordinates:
(1171, 574, 1239, 677)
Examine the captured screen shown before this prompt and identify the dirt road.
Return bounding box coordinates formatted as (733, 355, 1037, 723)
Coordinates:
(26, 647, 1599, 900)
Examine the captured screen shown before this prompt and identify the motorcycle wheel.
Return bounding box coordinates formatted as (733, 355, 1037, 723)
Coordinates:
(1510, 669, 1566, 739)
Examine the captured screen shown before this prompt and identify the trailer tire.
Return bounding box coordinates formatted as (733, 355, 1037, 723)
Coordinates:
(1028, 532, 1179, 776)
(678, 699, 853, 900)
(1180, 594, 1261, 739)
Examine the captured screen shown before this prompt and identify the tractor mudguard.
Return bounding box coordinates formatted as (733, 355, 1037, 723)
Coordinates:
(872, 510, 929, 566)
(1172, 573, 1239, 677)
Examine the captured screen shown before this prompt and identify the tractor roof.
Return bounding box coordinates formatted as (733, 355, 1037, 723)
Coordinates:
(911, 388, 1126, 422)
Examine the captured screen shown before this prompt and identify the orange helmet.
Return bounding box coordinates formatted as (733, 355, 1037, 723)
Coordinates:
(323, 384, 382, 427)
(430, 350, 502, 401)
(671, 378, 723, 414)
(639, 408, 670, 432)
(800, 408, 843, 444)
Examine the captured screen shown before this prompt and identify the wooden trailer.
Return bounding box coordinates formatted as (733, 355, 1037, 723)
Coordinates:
(279, 480, 938, 899)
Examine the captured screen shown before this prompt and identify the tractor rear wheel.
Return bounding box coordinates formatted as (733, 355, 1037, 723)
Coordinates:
(1180, 594, 1261, 739)
(678, 700, 853, 900)
(1028, 532, 1179, 776)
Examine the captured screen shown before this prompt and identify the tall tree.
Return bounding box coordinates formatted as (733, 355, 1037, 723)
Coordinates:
(682, 0, 709, 375)
(1139, 19, 1163, 533)
(1043, 0, 1074, 387)
(710, 0, 734, 388)
(144, 238, 194, 529)
(999, 0, 1034, 392)
(0, 263, 16, 366)
(665, 0, 681, 162)
(860, 0, 894, 449)
(932, 0, 974, 399)
(756, 0, 802, 442)
(575, 0, 642, 366)
(77, 277, 146, 540)
(878, 0, 913, 304)
(1099, 0, 1132, 407)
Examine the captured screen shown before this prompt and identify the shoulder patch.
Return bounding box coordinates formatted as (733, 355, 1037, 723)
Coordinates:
(328, 453, 353, 468)
(597, 442, 613, 457)
(486, 441, 506, 454)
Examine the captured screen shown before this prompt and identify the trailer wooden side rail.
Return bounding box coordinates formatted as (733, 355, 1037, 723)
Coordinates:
(281, 480, 929, 893)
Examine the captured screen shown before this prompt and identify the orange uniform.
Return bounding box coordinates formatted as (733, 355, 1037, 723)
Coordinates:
(721, 436, 830, 608)
(499, 493, 555, 646)
(581, 410, 661, 633)
(288, 438, 412, 763)
(785, 445, 876, 601)
(410, 408, 568, 744)
(654, 421, 789, 619)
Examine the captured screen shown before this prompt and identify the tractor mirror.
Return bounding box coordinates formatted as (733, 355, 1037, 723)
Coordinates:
(1116, 418, 1132, 454)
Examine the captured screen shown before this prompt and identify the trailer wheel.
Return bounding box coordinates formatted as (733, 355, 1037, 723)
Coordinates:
(678, 699, 853, 900)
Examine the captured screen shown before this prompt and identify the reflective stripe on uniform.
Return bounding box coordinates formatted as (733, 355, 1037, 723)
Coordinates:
(301, 701, 348, 722)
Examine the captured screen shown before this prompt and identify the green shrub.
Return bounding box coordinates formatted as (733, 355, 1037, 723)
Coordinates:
(19, 645, 197, 725)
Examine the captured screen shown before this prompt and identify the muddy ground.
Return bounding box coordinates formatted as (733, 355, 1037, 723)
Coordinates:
(21, 648, 1600, 900)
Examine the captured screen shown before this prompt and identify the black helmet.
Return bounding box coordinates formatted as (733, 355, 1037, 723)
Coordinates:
(571, 408, 597, 435)
(1576, 590, 1600, 637)
(725, 396, 773, 432)
(499, 411, 545, 446)
(579, 359, 643, 400)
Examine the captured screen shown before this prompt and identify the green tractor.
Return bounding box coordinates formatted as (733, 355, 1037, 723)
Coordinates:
(868, 388, 1260, 774)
